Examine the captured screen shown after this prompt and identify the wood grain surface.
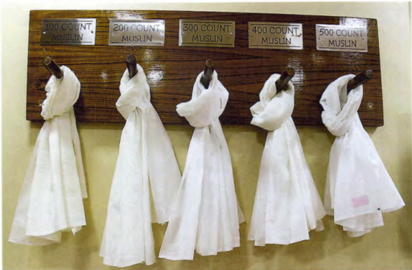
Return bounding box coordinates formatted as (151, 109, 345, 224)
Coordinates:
(27, 10, 383, 126)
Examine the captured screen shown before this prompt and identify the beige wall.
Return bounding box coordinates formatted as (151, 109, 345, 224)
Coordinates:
(2, 2, 411, 270)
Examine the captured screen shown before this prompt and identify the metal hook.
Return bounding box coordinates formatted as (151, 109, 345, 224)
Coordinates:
(126, 54, 138, 79)
(347, 70, 373, 93)
(42, 56, 63, 79)
(275, 67, 295, 93)
(200, 59, 215, 89)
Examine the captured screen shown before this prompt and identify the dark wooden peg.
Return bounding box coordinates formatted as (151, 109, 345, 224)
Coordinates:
(42, 56, 63, 79)
(200, 59, 215, 89)
(347, 70, 374, 93)
(126, 54, 138, 79)
(275, 68, 295, 93)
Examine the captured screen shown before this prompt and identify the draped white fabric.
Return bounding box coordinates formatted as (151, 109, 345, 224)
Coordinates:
(248, 74, 326, 246)
(99, 64, 181, 267)
(320, 74, 405, 237)
(159, 71, 245, 260)
(9, 66, 87, 245)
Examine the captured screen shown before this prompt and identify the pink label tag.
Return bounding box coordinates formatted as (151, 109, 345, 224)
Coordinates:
(352, 195, 369, 207)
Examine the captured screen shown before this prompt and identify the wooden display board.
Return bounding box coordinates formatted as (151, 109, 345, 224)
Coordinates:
(26, 10, 383, 126)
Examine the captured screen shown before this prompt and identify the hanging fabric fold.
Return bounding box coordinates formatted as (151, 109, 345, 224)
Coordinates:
(99, 64, 181, 267)
(320, 74, 405, 237)
(159, 70, 245, 261)
(248, 74, 326, 246)
(9, 66, 87, 245)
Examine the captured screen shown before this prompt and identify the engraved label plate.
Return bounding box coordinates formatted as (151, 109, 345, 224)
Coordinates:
(316, 24, 368, 52)
(41, 18, 96, 45)
(109, 19, 165, 46)
(249, 22, 303, 50)
(179, 20, 235, 47)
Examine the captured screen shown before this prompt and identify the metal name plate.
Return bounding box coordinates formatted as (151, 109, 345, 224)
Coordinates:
(109, 19, 165, 46)
(316, 24, 368, 52)
(41, 18, 96, 45)
(179, 20, 235, 47)
(249, 22, 303, 50)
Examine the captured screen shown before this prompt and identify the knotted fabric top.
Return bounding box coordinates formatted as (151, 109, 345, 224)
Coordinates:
(320, 74, 363, 137)
(116, 64, 150, 120)
(100, 64, 181, 267)
(9, 66, 87, 246)
(250, 73, 294, 131)
(41, 66, 81, 120)
(176, 71, 228, 127)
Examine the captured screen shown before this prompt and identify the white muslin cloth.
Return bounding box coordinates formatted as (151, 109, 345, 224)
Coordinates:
(99, 64, 181, 267)
(320, 74, 405, 237)
(248, 74, 326, 246)
(159, 71, 245, 260)
(9, 66, 87, 245)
